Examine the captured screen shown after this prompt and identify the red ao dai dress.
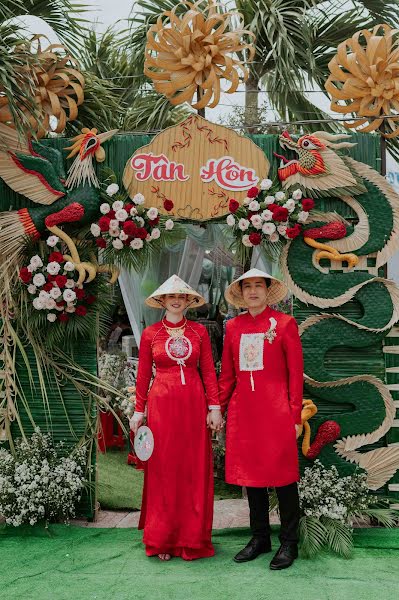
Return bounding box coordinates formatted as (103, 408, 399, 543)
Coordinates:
(135, 318, 220, 560)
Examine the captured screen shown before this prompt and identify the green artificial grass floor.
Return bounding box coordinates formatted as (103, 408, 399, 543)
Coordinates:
(97, 449, 241, 511)
(1, 525, 399, 600)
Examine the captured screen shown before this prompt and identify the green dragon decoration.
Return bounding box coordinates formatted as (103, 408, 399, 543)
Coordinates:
(277, 130, 399, 491)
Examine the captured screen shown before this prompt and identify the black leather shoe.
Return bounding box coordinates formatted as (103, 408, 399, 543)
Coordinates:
(233, 537, 272, 563)
(269, 543, 298, 570)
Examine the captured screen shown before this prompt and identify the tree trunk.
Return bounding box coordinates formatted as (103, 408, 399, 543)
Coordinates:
(244, 72, 259, 134)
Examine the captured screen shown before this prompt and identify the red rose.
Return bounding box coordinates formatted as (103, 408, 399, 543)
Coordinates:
(107, 210, 116, 219)
(272, 207, 289, 222)
(124, 203, 134, 213)
(302, 198, 315, 212)
(56, 300, 66, 307)
(229, 199, 240, 213)
(48, 251, 64, 263)
(58, 313, 69, 322)
(247, 187, 260, 198)
(98, 216, 111, 232)
(149, 217, 160, 226)
(55, 275, 67, 288)
(249, 232, 262, 245)
(96, 238, 107, 249)
(123, 221, 137, 236)
(135, 227, 148, 240)
(19, 267, 32, 283)
(75, 288, 85, 300)
(43, 282, 53, 292)
(164, 199, 174, 211)
(286, 226, 301, 239)
(47, 274, 56, 282)
(75, 305, 87, 316)
(267, 203, 278, 212)
(86, 294, 96, 305)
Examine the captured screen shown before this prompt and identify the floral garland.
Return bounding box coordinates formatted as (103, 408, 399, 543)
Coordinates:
(225, 178, 315, 256)
(89, 182, 175, 254)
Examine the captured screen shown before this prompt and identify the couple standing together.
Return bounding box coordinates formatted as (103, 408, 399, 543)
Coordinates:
(130, 268, 303, 570)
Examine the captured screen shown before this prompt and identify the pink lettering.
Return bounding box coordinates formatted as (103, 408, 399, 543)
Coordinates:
(131, 153, 189, 182)
(200, 156, 258, 191)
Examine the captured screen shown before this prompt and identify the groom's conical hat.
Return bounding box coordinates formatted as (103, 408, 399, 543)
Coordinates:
(145, 274, 206, 308)
(225, 268, 288, 308)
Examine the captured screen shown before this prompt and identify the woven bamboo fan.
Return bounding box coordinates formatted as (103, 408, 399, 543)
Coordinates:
(144, 0, 255, 110)
(325, 24, 399, 138)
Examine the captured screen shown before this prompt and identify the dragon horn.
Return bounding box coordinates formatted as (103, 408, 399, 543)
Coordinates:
(97, 129, 119, 143)
(313, 131, 356, 149)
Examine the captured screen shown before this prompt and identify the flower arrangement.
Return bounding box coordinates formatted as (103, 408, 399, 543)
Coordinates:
(19, 235, 97, 324)
(225, 178, 315, 259)
(0, 429, 87, 526)
(89, 182, 175, 256)
(297, 461, 399, 557)
(98, 351, 137, 419)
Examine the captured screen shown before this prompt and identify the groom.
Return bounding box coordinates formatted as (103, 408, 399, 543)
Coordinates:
(218, 268, 303, 570)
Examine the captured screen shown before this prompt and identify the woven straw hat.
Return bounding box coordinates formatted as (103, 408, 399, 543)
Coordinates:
(225, 268, 288, 308)
(145, 274, 206, 309)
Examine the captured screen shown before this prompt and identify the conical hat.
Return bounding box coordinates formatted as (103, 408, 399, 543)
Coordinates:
(225, 268, 288, 308)
(145, 274, 206, 309)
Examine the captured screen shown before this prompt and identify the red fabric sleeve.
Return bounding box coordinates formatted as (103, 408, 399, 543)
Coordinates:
(218, 322, 236, 414)
(198, 327, 220, 407)
(283, 317, 304, 425)
(135, 328, 153, 413)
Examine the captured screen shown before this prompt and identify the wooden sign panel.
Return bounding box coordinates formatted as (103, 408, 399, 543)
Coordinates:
(123, 115, 270, 221)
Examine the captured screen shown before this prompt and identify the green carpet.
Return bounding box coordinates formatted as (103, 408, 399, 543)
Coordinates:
(97, 449, 241, 511)
(1, 525, 398, 600)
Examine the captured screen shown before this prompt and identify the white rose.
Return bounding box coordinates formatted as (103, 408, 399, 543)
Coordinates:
(284, 199, 296, 213)
(109, 219, 119, 229)
(45, 298, 56, 310)
(277, 225, 287, 235)
(145, 233, 151, 242)
(133, 193, 145, 205)
(165, 219, 174, 230)
(151, 228, 160, 240)
(38, 291, 49, 302)
(65, 305, 76, 313)
(46, 235, 59, 247)
(115, 209, 128, 222)
(130, 207, 138, 216)
(63, 289, 76, 303)
(243, 197, 250, 206)
(109, 228, 120, 237)
(30, 255, 43, 270)
(111, 201, 123, 212)
(292, 189, 302, 200)
(100, 203, 111, 214)
(275, 191, 285, 201)
(106, 183, 119, 197)
(27, 284, 37, 294)
(262, 222, 276, 235)
(90, 223, 101, 237)
(261, 209, 273, 222)
(248, 200, 260, 212)
(226, 214, 235, 227)
(46, 262, 61, 275)
(135, 217, 145, 227)
(32, 273, 46, 287)
(242, 234, 253, 247)
(130, 238, 144, 250)
(119, 231, 128, 241)
(27, 265, 34, 273)
(260, 178, 273, 190)
(270, 232, 280, 243)
(238, 218, 250, 231)
(64, 262, 75, 272)
(265, 196, 275, 205)
(112, 239, 124, 250)
(50, 287, 61, 299)
(47, 313, 57, 323)
(250, 215, 263, 230)
(65, 279, 75, 289)
(33, 298, 44, 310)
(298, 211, 309, 223)
(147, 207, 158, 220)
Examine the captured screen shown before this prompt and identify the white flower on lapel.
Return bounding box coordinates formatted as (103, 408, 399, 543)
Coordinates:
(264, 317, 277, 344)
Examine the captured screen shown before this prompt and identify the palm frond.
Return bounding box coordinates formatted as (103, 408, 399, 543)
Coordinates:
(299, 515, 327, 558)
(321, 516, 353, 558)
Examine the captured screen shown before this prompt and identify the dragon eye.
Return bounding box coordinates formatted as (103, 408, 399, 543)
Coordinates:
(301, 139, 317, 149)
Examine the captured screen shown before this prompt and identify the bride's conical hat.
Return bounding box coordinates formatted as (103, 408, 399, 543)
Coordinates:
(225, 268, 288, 308)
(145, 274, 206, 308)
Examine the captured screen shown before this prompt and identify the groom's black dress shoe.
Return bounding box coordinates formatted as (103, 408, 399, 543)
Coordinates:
(233, 537, 272, 563)
(269, 543, 298, 570)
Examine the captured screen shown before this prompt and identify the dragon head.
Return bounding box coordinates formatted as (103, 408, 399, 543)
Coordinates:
(275, 131, 365, 197)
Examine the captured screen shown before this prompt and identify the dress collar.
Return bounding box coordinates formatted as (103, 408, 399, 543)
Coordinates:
(163, 317, 186, 328)
(246, 305, 272, 321)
